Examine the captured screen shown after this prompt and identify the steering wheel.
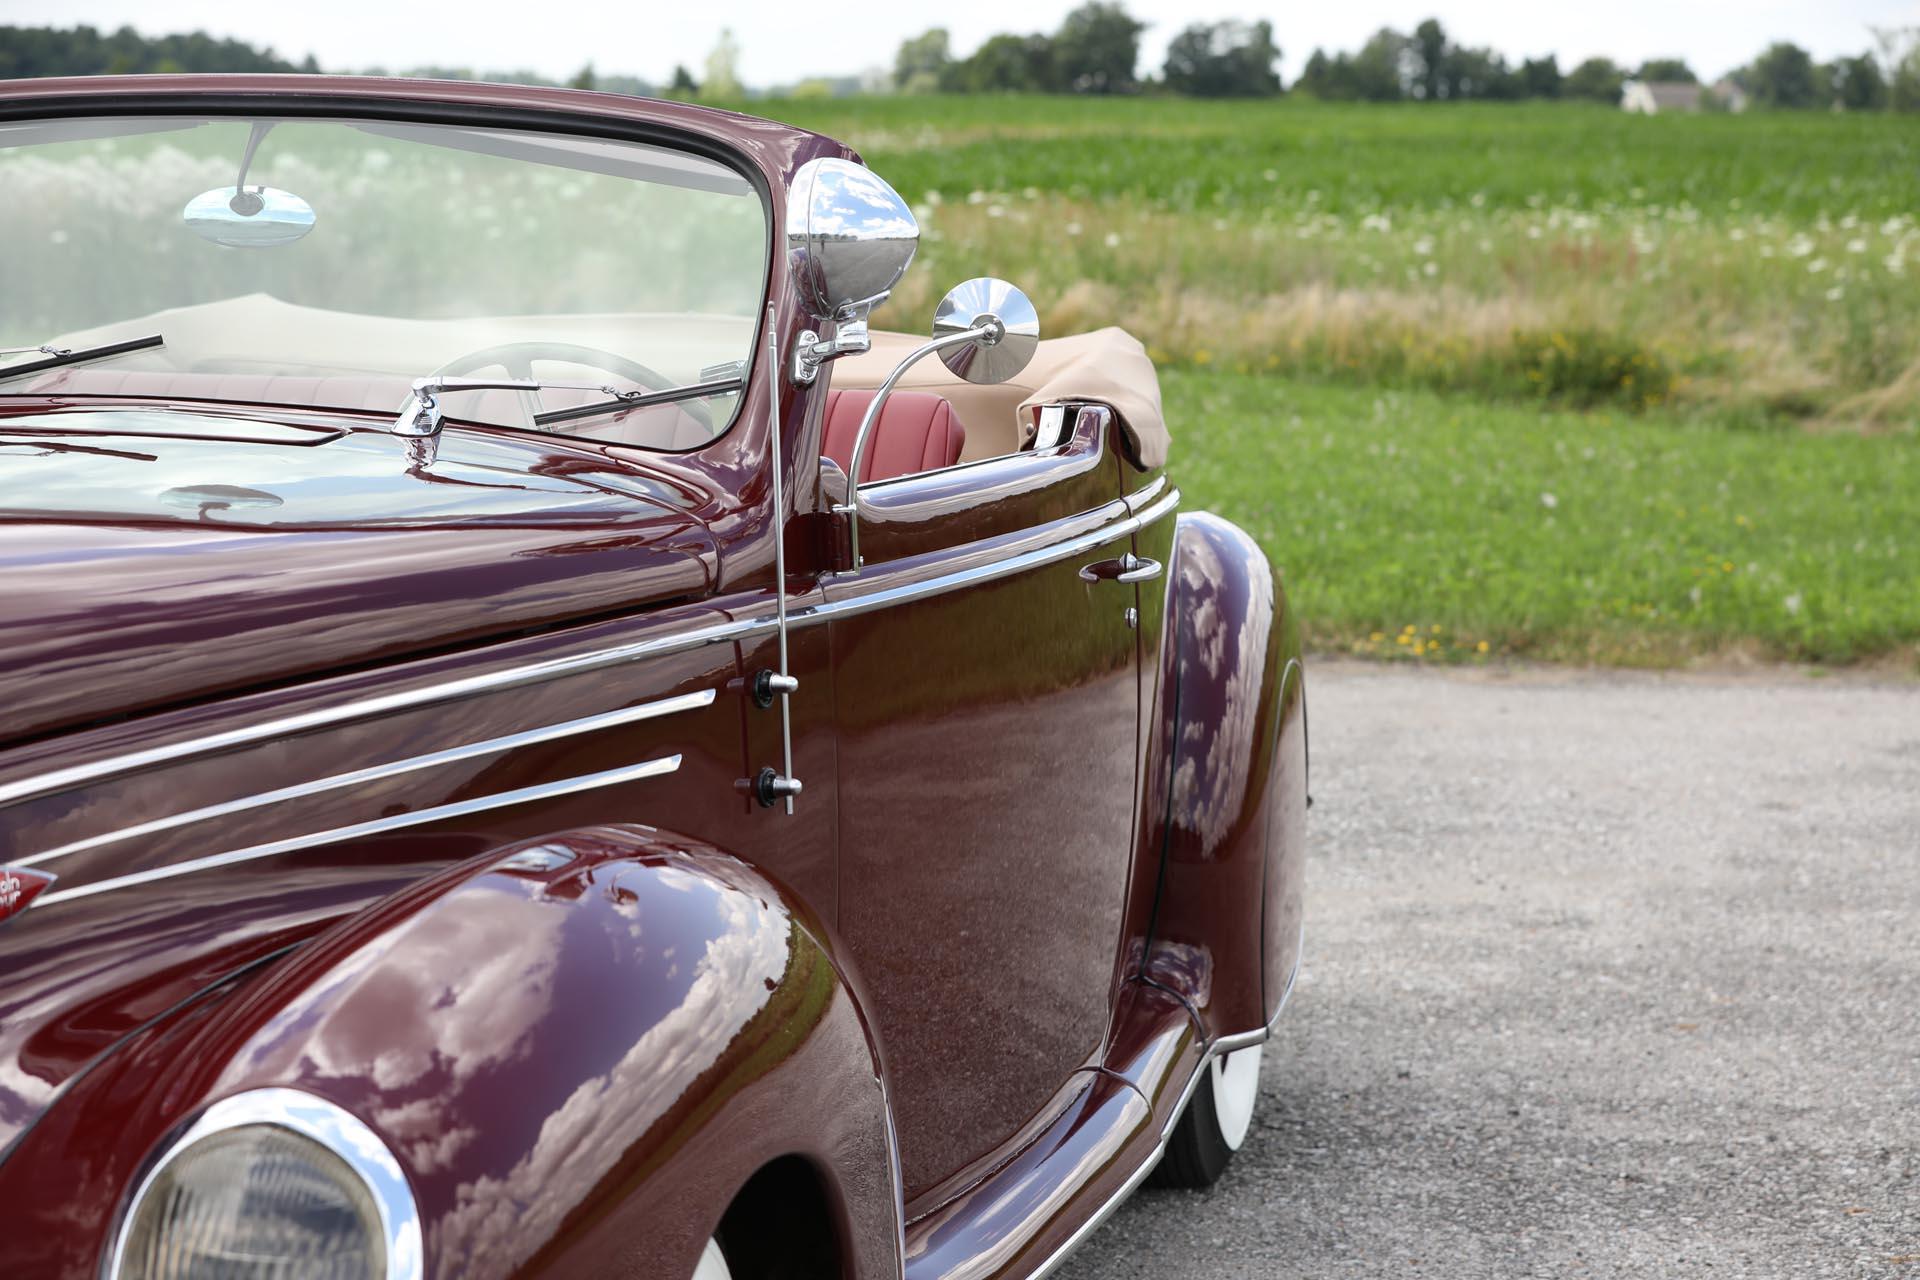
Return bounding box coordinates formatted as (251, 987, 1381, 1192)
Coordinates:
(430, 341, 711, 432)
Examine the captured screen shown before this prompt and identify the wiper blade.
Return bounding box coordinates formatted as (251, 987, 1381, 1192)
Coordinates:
(532, 375, 743, 428)
(0, 334, 165, 384)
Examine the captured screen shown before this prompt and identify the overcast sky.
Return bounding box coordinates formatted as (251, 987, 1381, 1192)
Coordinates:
(11, 0, 1918, 86)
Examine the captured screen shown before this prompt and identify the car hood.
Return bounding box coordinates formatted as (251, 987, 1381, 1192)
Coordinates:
(0, 406, 718, 746)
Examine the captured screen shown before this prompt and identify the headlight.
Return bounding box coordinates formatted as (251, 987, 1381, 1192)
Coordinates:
(109, 1088, 422, 1280)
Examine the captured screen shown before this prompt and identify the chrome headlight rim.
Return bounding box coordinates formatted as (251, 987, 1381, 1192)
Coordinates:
(106, 1086, 423, 1280)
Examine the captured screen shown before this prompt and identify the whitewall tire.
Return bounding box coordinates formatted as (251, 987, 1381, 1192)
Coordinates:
(1149, 1043, 1265, 1188)
(692, 1237, 732, 1280)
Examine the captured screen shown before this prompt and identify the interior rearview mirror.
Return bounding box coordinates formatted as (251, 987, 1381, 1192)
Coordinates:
(182, 185, 316, 248)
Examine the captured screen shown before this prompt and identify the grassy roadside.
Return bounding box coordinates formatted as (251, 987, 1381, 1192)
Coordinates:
(1165, 371, 1920, 668)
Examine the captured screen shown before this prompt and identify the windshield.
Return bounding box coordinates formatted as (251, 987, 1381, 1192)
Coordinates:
(0, 114, 768, 449)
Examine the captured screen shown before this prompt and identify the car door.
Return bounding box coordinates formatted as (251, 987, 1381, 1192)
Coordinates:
(821, 403, 1144, 1205)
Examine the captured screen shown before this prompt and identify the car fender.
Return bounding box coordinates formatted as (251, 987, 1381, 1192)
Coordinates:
(47, 826, 903, 1280)
(1135, 511, 1307, 1041)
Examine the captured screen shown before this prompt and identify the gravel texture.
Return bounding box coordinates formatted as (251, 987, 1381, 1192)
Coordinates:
(1056, 662, 1920, 1279)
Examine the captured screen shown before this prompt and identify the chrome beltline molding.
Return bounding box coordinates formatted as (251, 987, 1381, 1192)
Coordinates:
(0, 487, 1178, 814)
(812, 488, 1179, 624)
(34, 753, 682, 906)
(17, 690, 716, 870)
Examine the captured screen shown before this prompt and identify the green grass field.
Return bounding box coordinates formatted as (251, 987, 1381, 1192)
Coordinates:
(1167, 373, 1915, 666)
(762, 96, 1920, 429)
(750, 96, 1920, 668)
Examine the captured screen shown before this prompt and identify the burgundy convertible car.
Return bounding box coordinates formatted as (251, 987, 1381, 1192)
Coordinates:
(0, 76, 1307, 1280)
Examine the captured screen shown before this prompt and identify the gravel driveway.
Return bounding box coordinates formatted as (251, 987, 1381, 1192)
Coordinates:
(1057, 662, 1920, 1279)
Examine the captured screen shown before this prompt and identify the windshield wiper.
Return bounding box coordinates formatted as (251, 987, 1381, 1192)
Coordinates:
(393, 371, 746, 467)
(531, 374, 744, 428)
(0, 334, 165, 385)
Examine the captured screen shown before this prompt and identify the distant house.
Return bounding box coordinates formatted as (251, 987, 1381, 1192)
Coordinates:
(1622, 80, 1701, 113)
(1710, 80, 1750, 113)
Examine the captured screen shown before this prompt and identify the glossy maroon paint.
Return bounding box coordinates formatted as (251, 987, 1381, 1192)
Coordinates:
(0, 76, 1306, 1280)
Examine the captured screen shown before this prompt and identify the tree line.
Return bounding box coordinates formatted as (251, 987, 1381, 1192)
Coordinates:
(0, 23, 318, 79)
(6, 16, 1919, 110)
(895, 5, 1920, 110)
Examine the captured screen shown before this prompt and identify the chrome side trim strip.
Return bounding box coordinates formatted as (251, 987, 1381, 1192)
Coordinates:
(105, 1088, 422, 1280)
(0, 617, 747, 811)
(15, 690, 716, 869)
(0, 487, 1179, 814)
(34, 754, 681, 907)
(1122, 474, 1169, 514)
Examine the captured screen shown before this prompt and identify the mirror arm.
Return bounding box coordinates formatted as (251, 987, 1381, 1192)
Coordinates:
(791, 300, 880, 385)
(828, 317, 1003, 577)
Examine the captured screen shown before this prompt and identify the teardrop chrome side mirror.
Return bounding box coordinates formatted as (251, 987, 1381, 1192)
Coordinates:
(786, 157, 920, 384)
(932, 277, 1040, 385)
(786, 157, 918, 320)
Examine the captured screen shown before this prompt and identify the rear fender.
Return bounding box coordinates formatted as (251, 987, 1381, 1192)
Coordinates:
(55, 827, 903, 1280)
(1133, 512, 1306, 1041)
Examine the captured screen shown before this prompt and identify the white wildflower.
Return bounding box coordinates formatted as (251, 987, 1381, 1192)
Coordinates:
(1413, 235, 1434, 256)
(1103, 231, 1122, 248)
(1847, 238, 1867, 254)
(1783, 593, 1803, 616)
(1540, 492, 1558, 509)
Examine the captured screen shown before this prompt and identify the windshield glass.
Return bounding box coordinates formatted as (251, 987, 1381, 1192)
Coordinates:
(0, 115, 767, 449)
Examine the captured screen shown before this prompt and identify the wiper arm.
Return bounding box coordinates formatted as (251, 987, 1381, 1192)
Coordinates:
(0, 334, 165, 384)
(393, 371, 747, 467)
(531, 374, 743, 428)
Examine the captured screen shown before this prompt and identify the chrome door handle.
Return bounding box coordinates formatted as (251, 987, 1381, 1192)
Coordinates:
(1080, 552, 1164, 584)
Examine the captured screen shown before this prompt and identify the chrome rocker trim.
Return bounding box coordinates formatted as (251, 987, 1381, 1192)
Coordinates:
(106, 1087, 423, 1280)
(1028, 918, 1304, 1280)
(36, 754, 682, 906)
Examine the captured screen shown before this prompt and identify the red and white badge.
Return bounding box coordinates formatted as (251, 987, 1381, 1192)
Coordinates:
(0, 866, 55, 924)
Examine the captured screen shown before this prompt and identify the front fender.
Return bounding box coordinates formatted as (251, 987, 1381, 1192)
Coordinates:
(28, 827, 902, 1280)
(1135, 511, 1307, 1040)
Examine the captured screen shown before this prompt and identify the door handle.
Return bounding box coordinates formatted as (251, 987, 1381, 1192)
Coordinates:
(1080, 552, 1163, 584)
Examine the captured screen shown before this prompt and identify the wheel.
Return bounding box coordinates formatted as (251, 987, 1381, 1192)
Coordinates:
(1149, 1042, 1264, 1188)
(693, 1237, 731, 1279)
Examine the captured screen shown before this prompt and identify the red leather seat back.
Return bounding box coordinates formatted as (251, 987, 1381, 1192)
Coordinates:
(822, 389, 966, 483)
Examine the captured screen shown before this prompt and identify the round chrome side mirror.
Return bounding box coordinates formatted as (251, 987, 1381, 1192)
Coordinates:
(786, 157, 919, 320)
(933, 278, 1040, 384)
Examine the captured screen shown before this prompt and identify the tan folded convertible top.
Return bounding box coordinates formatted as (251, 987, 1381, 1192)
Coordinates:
(831, 326, 1169, 470)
